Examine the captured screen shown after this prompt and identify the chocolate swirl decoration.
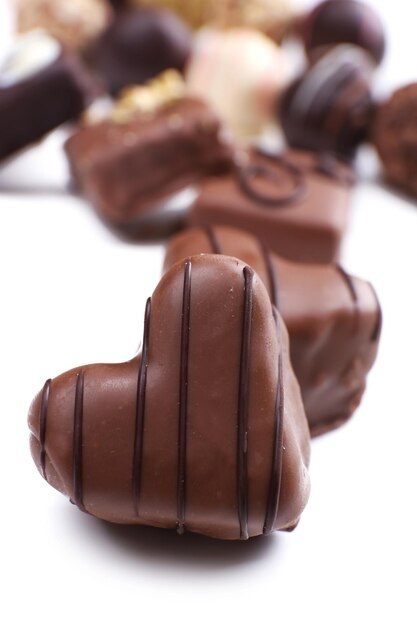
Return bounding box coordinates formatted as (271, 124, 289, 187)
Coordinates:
(236, 152, 308, 208)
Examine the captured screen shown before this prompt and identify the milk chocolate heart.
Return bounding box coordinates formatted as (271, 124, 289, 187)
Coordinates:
(28, 255, 310, 540)
(164, 227, 382, 436)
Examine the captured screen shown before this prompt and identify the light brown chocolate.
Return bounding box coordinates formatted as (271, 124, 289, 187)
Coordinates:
(188, 149, 354, 264)
(164, 227, 381, 435)
(65, 97, 235, 238)
(28, 255, 310, 540)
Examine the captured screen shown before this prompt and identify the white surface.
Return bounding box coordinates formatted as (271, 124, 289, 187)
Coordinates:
(1, 1, 417, 625)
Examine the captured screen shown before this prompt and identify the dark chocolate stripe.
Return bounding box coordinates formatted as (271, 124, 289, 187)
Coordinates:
(204, 226, 223, 255)
(237, 266, 254, 540)
(39, 379, 51, 479)
(307, 63, 360, 129)
(335, 264, 360, 331)
(367, 281, 383, 342)
(258, 239, 279, 309)
(132, 298, 152, 516)
(177, 260, 192, 534)
(263, 309, 285, 535)
(72, 370, 86, 512)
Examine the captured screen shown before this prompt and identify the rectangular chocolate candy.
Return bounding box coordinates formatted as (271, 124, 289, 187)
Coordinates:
(65, 97, 235, 238)
(187, 149, 354, 264)
(164, 225, 381, 436)
(0, 30, 95, 162)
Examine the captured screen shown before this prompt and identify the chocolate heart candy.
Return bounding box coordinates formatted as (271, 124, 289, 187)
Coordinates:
(164, 226, 382, 436)
(28, 255, 310, 540)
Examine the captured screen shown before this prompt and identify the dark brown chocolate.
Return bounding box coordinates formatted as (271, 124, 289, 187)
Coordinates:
(164, 227, 382, 436)
(298, 0, 386, 65)
(0, 32, 97, 162)
(373, 83, 417, 199)
(188, 149, 353, 264)
(65, 97, 235, 238)
(279, 46, 374, 159)
(28, 255, 310, 540)
(84, 7, 192, 95)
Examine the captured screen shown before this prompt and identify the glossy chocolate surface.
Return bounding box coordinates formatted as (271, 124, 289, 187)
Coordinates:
(164, 227, 382, 435)
(28, 255, 310, 539)
(65, 97, 235, 237)
(279, 46, 374, 159)
(188, 149, 353, 264)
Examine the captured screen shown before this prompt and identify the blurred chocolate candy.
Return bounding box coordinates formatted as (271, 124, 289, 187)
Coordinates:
(373, 83, 417, 198)
(279, 45, 374, 159)
(186, 28, 290, 142)
(84, 7, 192, 95)
(0, 30, 97, 162)
(298, 0, 386, 65)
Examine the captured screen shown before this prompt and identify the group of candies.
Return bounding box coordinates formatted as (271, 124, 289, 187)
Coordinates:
(1, 0, 407, 540)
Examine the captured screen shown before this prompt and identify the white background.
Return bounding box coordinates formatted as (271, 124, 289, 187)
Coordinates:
(1, 1, 416, 624)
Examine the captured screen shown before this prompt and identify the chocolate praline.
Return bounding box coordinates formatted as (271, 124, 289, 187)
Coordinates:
(373, 83, 417, 198)
(84, 7, 192, 95)
(298, 0, 386, 65)
(278, 45, 374, 159)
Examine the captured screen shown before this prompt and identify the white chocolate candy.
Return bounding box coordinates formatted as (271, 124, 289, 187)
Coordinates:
(186, 28, 290, 142)
(0, 29, 60, 88)
(0, 0, 16, 66)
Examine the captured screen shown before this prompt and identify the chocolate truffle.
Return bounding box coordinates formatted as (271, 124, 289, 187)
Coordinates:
(16, 0, 113, 51)
(28, 255, 311, 540)
(164, 227, 382, 436)
(65, 82, 235, 238)
(372, 83, 417, 199)
(186, 28, 290, 142)
(84, 7, 192, 96)
(188, 148, 354, 264)
(129, 0, 295, 40)
(0, 31, 97, 163)
(298, 0, 386, 66)
(279, 45, 374, 159)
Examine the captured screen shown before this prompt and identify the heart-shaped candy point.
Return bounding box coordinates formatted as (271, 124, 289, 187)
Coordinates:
(28, 255, 310, 540)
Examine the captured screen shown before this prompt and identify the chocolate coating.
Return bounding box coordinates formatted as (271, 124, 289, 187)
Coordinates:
(279, 46, 374, 159)
(164, 227, 382, 436)
(84, 8, 192, 95)
(28, 255, 310, 540)
(65, 98, 235, 238)
(373, 83, 417, 199)
(0, 36, 96, 162)
(299, 0, 386, 65)
(188, 149, 353, 264)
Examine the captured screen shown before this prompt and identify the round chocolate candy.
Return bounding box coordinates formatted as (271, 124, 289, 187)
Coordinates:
(298, 0, 386, 66)
(278, 45, 374, 159)
(84, 7, 192, 95)
(373, 83, 417, 198)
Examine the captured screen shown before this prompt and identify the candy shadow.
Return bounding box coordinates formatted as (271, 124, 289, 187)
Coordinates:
(98, 519, 279, 571)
